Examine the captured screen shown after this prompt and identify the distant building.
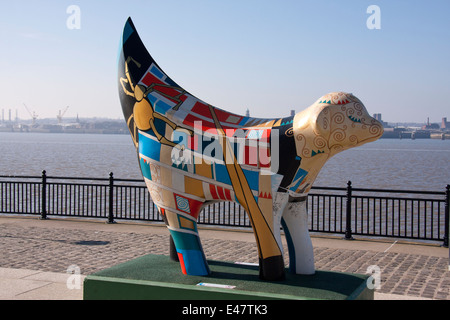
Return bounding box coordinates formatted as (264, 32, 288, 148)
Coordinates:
(441, 117, 450, 130)
(372, 113, 387, 127)
(422, 117, 440, 130)
(373, 113, 382, 122)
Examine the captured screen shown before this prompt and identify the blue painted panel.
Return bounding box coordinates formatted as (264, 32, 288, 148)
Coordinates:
(155, 100, 172, 115)
(150, 65, 164, 79)
(242, 169, 259, 191)
(169, 229, 209, 275)
(214, 163, 231, 185)
(123, 21, 134, 44)
(139, 157, 152, 180)
(289, 168, 308, 191)
(177, 249, 209, 276)
(138, 132, 161, 161)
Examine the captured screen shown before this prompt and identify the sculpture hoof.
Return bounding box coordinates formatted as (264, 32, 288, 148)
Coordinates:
(259, 256, 285, 281)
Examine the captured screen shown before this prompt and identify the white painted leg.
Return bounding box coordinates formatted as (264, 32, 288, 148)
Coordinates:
(272, 192, 289, 257)
(281, 199, 315, 275)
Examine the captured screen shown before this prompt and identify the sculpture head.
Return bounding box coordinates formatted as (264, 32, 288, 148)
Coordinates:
(293, 92, 383, 160)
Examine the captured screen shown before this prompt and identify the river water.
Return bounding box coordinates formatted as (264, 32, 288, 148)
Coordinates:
(1, 131, 449, 192)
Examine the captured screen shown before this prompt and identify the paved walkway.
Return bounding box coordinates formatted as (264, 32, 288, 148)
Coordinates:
(0, 216, 449, 300)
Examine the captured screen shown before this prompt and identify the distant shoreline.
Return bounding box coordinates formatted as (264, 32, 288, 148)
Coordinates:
(1, 127, 450, 139)
(0, 128, 128, 135)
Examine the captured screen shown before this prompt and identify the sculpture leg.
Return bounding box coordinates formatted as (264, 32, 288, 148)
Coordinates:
(281, 199, 315, 275)
(259, 192, 290, 280)
(162, 208, 210, 276)
(169, 226, 210, 276)
(271, 193, 289, 258)
(250, 215, 285, 281)
(244, 205, 285, 281)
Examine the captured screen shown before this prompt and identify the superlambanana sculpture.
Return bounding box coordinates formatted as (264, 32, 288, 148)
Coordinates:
(118, 18, 383, 280)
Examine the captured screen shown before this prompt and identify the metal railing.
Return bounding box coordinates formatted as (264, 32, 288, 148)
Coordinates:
(1, 171, 448, 247)
(307, 182, 449, 246)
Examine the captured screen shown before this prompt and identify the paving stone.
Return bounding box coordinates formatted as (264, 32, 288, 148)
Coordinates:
(0, 222, 449, 299)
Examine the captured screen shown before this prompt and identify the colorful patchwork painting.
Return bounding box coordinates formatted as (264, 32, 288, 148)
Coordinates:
(118, 18, 383, 280)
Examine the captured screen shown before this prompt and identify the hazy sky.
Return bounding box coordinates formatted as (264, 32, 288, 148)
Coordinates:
(0, 0, 449, 123)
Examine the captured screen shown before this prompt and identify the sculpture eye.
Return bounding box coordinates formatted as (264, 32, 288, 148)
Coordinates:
(348, 115, 361, 123)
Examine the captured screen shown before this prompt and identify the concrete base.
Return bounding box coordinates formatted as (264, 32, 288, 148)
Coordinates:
(83, 254, 373, 300)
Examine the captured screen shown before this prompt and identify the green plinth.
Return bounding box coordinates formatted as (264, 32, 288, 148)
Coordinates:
(83, 254, 373, 300)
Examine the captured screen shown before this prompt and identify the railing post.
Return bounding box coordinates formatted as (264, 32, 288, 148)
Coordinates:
(443, 184, 449, 248)
(107, 172, 116, 224)
(345, 180, 354, 240)
(40, 170, 48, 220)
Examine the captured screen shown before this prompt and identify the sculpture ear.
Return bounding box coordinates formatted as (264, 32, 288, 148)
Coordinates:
(313, 106, 331, 140)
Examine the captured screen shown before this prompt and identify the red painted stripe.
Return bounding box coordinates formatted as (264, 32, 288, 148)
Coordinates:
(187, 198, 204, 219)
(209, 184, 218, 199)
(214, 108, 242, 124)
(183, 114, 217, 133)
(141, 72, 165, 87)
(177, 253, 187, 274)
(244, 145, 258, 166)
(140, 72, 185, 104)
(224, 188, 231, 201)
(187, 134, 199, 151)
(216, 186, 225, 200)
(192, 101, 213, 118)
(259, 147, 271, 168)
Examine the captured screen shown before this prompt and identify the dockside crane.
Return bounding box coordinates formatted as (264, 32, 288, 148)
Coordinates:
(57, 106, 69, 124)
(23, 103, 38, 126)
